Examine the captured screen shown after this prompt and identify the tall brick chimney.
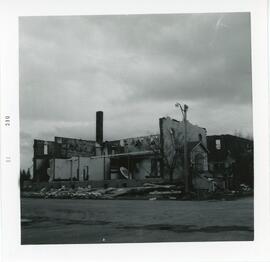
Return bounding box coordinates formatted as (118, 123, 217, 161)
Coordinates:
(96, 111, 103, 145)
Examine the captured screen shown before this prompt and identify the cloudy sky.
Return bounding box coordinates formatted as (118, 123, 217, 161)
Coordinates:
(19, 13, 252, 170)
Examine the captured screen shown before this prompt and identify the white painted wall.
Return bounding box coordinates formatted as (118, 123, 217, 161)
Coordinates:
(53, 157, 79, 180)
(52, 156, 106, 181)
(88, 157, 104, 181)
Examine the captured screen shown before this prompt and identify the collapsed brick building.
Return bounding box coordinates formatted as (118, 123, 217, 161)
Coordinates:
(33, 111, 209, 189)
(207, 135, 253, 188)
(33, 111, 253, 189)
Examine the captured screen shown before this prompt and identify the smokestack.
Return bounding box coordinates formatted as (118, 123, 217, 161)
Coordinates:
(96, 111, 103, 145)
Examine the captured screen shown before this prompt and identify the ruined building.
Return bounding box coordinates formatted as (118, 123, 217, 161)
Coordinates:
(207, 135, 253, 188)
(33, 111, 209, 188)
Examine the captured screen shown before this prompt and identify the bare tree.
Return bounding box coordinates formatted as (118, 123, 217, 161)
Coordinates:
(149, 129, 184, 182)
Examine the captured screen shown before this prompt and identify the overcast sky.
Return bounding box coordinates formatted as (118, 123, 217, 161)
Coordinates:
(19, 13, 252, 170)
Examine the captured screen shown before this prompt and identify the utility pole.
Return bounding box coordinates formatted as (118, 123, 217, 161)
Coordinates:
(70, 159, 73, 182)
(175, 103, 189, 193)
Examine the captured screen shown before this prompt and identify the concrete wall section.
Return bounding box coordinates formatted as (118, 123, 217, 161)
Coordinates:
(190, 145, 208, 172)
(88, 157, 104, 181)
(53, 157, 79, 180)
(192, 176, 211, 190)
(159, 117, 207, 181)
(78, 157, 90, 181)
(52, 156, 107, 181)
(160, 117, 207, 147)
(133, 159, 152, 180)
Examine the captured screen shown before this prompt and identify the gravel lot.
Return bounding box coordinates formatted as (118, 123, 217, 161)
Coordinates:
(21, 197, 253, 244)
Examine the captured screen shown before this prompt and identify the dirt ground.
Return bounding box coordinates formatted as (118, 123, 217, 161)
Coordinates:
(21, 197, 253, 244)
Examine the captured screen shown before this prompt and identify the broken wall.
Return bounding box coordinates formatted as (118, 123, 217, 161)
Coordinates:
(108, 135, 160, 155)
(54, 137, 96, 158)
(133, 159, 151, 180)
(88, 157, 110, 181)
(159, 117, 207, 181)
(33, 139, 55, 157)
(33, 158, 50, 182)
(33, 139, 55, 181)
(51, 156, 109, 182)
(192, 176, 211, 190)
(190, 145, 208, 172)
(52, 157, 79, 181)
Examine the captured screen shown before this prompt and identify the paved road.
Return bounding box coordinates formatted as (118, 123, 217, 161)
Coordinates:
(21, 197, 253, 244)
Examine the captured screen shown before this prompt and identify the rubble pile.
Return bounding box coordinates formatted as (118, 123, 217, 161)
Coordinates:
(21, 182, 252, 200)
(21, 183, 183, 200)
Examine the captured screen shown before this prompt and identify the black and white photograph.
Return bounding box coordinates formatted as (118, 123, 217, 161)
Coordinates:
(19, 12, 255, 245)
(1, 0, 270, 261)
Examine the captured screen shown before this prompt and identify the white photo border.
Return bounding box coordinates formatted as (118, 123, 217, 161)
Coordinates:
(0, 0, 269, 261)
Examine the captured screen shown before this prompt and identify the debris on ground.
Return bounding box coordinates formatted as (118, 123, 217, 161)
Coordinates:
(149, 197, 157, 201)
(240, 184, 252, 192)
(21, 183, 253, 200)
(21, 183, 183, 200)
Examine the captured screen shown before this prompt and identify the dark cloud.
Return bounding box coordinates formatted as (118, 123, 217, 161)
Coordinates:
(19, 13, 252, 170)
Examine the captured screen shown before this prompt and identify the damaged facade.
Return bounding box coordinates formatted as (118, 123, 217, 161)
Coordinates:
(207, 135, 253, 188)
(33, 111, 208, 188)
(159, 117, 208, 181)
(33, 111, 253, 189)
